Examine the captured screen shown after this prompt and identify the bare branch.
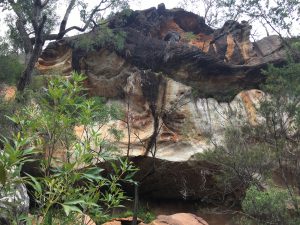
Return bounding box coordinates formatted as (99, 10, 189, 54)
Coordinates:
(41, 0, 51, 8)
(58, 0, 76, 39)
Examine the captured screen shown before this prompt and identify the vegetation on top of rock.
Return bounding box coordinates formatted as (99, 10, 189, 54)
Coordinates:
(71, 25, 127, 52)
(0, 0, 131, 91)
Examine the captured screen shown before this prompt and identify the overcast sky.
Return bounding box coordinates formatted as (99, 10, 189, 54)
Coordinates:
(0, 1, 298, 39)
(0, 1, 180, 37)
(131, 0, 178, 10)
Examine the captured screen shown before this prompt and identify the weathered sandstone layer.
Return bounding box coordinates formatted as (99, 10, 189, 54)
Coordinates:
(35, 4, 286, 200)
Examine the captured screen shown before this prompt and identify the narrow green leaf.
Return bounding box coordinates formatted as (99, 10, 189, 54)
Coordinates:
(62, 204, 82, 216)
(0, 162, 7, 186)
(25, 173, 42, 194)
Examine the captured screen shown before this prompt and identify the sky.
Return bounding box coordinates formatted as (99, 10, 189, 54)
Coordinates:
(0, 1, 181, 37)
(0, 1, 298, 40)
(131, 0, 178, 10)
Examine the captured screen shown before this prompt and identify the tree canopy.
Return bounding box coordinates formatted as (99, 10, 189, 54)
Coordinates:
(0, 0, 130, 90)
(180, 0, 300, 38)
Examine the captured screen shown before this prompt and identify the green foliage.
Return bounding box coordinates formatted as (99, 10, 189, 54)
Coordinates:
(0, 34, 24, 84)
(240, 186, 300, 225)
(197, 60, 300, 221)
(290, 38, 300, 51)
(217, 0, 300, 36)
(197, 126, 275, 198)
(0, 132, 36, 221)
(1, 72, 136, 224)
(125, 207, 155, 223)
(0, 93, 29, 143)
(0, 55, 24, 84)
(182, 32, 198, 42)
(261, 63, 300, 123)
(72, 25, 127, 51)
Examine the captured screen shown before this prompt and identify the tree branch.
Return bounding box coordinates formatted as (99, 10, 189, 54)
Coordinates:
(41, 0, 51, 8)
(58, 0, 76, 39)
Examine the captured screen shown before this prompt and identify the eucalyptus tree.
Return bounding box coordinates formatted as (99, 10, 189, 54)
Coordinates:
(180, 0, 300, 39)
(0, 0, 130, 91)
(218, 0, 300, 37)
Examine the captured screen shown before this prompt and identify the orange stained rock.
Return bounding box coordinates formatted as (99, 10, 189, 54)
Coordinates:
(240, 40, 252, 63)
(159, 20, 185, 39)
(225, 34, 235, 62)
(1, 86, 17, 101)
(159, 19, 213, 52)
(74, 125, 85, 138)
(189, 33, 213, 53)
(239, 90, 264, 125)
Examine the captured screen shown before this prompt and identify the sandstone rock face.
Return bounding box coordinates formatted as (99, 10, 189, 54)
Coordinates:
(142, 213, 209, 225)
(35, 5, 285, 200)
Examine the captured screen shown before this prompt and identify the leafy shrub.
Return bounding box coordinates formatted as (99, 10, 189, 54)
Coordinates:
(72, 25, 126, 51)
(196, 61, 300, 210)
(196, 126, 275, 202)
(240, 186, 300, 225)
(1, 72, 136, 224)
(236, 186, 300, 225)
(0, 55, 24, 84)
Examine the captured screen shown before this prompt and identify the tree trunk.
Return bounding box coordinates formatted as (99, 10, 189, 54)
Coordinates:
(132, 183, 139, 225)
(17, 42, 43, 91)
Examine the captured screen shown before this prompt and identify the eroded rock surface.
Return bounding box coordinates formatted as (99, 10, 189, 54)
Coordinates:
(35, 5, 286, 200)
(37, 4, 285, 99)
(37, 5, 278, 161)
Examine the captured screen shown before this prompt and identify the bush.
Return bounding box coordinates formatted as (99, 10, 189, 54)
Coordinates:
(0, 72, 137, 224)
(242, 186, 289, 224)
(0, 55, 24, 84)
(196, 126, 275, 202)
(196, 61, 300, 210)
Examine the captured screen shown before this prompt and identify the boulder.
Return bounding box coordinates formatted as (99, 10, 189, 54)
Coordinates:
(0, 183, 30, 223)
(141, 213, 209, 225)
